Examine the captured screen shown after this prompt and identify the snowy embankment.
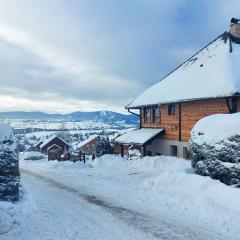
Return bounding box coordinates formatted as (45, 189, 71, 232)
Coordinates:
(20, 154, 240, 239)
(0, 188, 36, 236)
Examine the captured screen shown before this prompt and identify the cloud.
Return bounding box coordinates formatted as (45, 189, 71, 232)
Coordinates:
(0, 0, 238, 112)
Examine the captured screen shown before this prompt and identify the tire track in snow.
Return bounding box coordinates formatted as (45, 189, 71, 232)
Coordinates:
(21, 168, 225, 240)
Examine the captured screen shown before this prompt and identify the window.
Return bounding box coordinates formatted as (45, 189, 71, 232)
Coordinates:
(183, 147, 190, 159)
(153, 105, 161, 123)
(144, 107, 151, 123)
(147, 151, 152, 156)
(170, 145, 178, 156)
(168, 104, 175, 115)
(232, 97, 238, 113)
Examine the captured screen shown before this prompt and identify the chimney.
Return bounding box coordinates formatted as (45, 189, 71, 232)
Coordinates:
(229, 18, 240, 39)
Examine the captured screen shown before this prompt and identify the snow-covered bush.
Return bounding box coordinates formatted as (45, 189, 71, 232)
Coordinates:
(23, 151, 45, 161)
(0, 123, 20, 201)
(190, 113, 240, 186)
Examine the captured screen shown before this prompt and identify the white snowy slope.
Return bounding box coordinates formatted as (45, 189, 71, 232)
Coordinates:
(128, 34, 240, 108)
(13, 155, 240, 240)
(191, 112, 240, 145)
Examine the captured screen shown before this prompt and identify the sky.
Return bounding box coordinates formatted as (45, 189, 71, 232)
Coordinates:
(0, 0, 240, 113)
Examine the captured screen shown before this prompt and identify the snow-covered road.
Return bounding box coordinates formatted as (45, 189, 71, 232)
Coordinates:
(14, 168, 223, 240)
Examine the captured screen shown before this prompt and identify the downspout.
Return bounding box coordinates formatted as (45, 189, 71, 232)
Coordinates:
(127, 108, 141, 128)
(178, 103, 182, 142)
(127, 108, 140, 116)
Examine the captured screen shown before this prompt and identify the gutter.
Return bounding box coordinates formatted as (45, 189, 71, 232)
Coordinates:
(127, 108, 140, 116)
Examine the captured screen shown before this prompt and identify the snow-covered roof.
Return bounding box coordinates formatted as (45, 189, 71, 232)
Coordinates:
(77, 135, 99, 149)
(115, 128, 164, 145)
(127, 32, 240, 108)
(40, 135, 70, 149)
(33, 140, 44, 147)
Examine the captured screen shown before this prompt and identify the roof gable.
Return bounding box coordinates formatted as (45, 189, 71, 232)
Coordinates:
(127, 33, 240, 108)
(40, 135, 70, 149)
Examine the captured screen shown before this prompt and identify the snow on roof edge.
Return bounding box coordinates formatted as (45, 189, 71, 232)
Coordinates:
(126, 92, 240, 109)
(127, 31, 240, 108)
(40, 135, 70, 148)
(115, 128, 164, 145)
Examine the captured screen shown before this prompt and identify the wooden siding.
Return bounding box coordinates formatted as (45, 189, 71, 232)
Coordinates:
(141, 97, 240, 142)
(79, 137, 99, 155)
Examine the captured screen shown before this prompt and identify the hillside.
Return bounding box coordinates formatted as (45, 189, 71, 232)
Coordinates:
(0, 111, 139, 124)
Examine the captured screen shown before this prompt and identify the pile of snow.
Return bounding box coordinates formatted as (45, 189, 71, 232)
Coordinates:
(22, 151, 46, 161)
(20, 154, 240, 238)
(191, 112, 240, 145)
(190, 113, 240, 186)
(0, 187, 37, 236)
(128, 148, 141, 160)
(91, 154, 190, 173)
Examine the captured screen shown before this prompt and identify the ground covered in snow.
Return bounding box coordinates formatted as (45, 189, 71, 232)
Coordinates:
(3, 154, 240, 240)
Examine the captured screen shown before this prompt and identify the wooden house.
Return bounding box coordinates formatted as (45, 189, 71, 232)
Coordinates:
(115, 19, 240, 158)
(33, 140, 44, 152)
(77, 135, 100, 155)
(39, 136, 70, 155)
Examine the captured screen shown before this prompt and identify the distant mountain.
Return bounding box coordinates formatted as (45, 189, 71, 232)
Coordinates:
(0, 111, 139, 124)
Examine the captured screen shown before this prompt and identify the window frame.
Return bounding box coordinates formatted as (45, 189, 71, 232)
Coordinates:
(168, 104, 175, 116)
(152, 105, 161, 123)
(144, 107, 151, 123)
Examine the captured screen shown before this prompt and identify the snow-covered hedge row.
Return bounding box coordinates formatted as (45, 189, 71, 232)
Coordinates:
(189, 113, 240, 186)
(0, 123, 20, 201)
(22, 151, 45, 161)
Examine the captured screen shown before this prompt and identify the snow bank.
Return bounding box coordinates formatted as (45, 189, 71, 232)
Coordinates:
(0, 187, 37, 236)
(91, 154, 190, 173)
(191, 112, 240, 145)
(141, 169, 240, 236)
(20, 154, 240, 238)
(22, 151, 46, 161)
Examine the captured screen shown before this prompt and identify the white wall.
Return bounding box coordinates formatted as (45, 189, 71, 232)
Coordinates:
(146, 138, 189, 158)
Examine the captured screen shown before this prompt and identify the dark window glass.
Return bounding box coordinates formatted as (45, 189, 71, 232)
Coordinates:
(147, 151, 152, 156)
(153, 105, 161, 123)
(170, 145, 178, 156)
(168, 104, 175, 115)
(144, 108, 151, 123)
(232, 97, 238, 113)
(183, 147, 190, 159)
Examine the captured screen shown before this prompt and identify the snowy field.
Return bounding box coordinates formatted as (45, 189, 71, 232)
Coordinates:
(2, 154, 240, 240)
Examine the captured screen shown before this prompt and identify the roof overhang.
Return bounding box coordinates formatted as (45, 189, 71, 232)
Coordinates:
(115, 128, 164, 146)
(126, 93, 240, 110)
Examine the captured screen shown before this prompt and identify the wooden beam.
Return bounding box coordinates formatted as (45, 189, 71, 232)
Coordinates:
(178, 102, 182, 142)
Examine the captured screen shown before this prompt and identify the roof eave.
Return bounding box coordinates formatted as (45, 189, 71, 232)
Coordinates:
(126, 93, 240, 109)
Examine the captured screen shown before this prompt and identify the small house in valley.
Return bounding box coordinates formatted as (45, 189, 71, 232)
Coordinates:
(77, 135, 100, 155)
(115, 19, 240, 158)
(33, 140, 44, 152)
(39, 136, 70, 158)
